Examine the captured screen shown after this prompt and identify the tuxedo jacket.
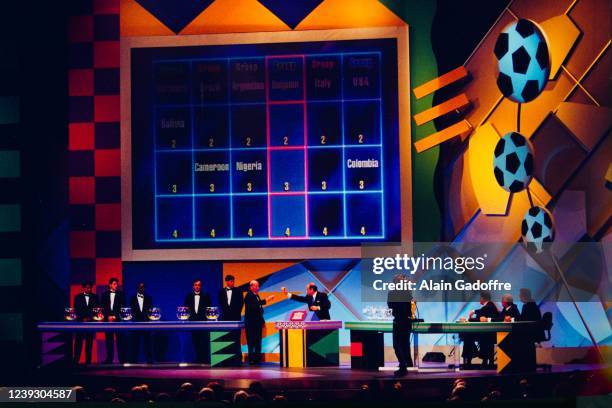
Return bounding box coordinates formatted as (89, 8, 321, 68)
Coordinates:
(74, 293, 98, 321)
(218, 287, 244, 321)
(497, 303, 520, 321)
(289, 292, 331, 320)
(244, 291, 266, 326)
(129, 294, 153, 321)
(470, 301, 499, 321)
(184, 292, 211, 321)
(100, 290, 126, 320)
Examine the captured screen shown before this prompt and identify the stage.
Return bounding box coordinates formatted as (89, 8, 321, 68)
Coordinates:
(36, 363, 612, 402)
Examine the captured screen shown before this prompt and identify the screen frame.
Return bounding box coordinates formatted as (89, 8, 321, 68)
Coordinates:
(121, 27, 411, 261)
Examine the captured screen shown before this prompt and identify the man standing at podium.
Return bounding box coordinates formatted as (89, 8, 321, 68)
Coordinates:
(244, 280, 274, 364)
(101, 277, 127, 364)
(281, 283, 331, 320)
(184, 278, 211, 363)
(129, 282, 153, 363)
(73, 281, 97, 365)
(387, 274, 413, 376)
(219, 275, 244, 321)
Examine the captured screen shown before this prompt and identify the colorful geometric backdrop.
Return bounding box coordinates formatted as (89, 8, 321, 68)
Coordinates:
(65, 0, 611, 362)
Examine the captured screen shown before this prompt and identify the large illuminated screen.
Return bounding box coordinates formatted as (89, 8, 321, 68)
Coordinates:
(124, 29, 409, 260)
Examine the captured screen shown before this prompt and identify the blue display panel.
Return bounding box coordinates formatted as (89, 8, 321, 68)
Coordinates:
(131, 37, 401, 250)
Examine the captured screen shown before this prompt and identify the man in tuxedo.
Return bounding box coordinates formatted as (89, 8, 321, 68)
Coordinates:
(183, 279, 211, 363)
(461, 291, 499, 367)
(218, 275, 244, 321)
(129, 282, 153, 363)
(281, 282, 331, 320)
(498, 293, 520, 322)
(101, 277, 127, 364)
(244, 280, 274, 364)
(387, 274, 413, 376)
(73, 281, 97, 365)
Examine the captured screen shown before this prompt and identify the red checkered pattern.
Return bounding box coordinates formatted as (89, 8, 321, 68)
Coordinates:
(68, 0, 121, 363)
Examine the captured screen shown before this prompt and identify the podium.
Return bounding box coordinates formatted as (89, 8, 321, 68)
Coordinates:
(345, 321, 538, 373)
(275, 311, 342, 368)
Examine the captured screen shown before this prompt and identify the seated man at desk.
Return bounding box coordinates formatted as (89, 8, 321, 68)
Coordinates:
(281, 283, 331, 320)
(460, 291, 499, 367)
(498, 293, 520, 322)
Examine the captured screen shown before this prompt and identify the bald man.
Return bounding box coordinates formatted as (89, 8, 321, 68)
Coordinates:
(281, 282, 331, 320)
(244, 280, 274, 364)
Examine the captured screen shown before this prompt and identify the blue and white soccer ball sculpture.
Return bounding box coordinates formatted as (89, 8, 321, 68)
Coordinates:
(494, 19, 550, 103)
(521, 206, 555, 253)
(493, 132, 534, 193)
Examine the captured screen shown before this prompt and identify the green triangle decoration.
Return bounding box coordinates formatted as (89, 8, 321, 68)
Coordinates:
(210, 331, 229, 341)
(211, 353, 235, 366)
(308, 330, 338, 359)
(211, 341, 234, 354)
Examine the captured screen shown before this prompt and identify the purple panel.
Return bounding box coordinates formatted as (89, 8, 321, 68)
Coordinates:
(69, 96, 94, 122)
(70, 204, 95, 230)
(95, 176, 121, 203)
(69, 43, 93, 69)
(70, 259, 96, 284)
(532, 114, 587, 197)
(96, 231, 121, 257)
(94, 68, 119, 95)
(68, 150, 94, 176)
(94, 14, 119, 41)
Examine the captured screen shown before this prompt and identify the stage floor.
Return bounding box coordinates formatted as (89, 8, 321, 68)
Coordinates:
(56, 363, 611, 392)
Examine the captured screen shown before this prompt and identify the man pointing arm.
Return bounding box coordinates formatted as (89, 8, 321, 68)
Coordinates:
(281, 282, 331, 320)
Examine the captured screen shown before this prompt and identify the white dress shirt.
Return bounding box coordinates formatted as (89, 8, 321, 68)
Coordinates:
(226, 288, 233, 305)
(110, 292, 116, 311)
(84, 294, 90, 306)
(137, 295, 144, 312)
(194, 293, 200, 314)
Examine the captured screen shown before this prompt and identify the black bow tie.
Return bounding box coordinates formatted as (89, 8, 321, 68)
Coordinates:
(226, 288, 232, 291)
(84, 294, 89, 297)
(194, 293, 200, 296)
(137, 294, 144, 298)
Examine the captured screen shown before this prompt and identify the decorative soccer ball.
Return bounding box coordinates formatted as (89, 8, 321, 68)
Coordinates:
(493, 132, 534, 192)
(521, 206, 555, 253)
(494, 19, 550, 103)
